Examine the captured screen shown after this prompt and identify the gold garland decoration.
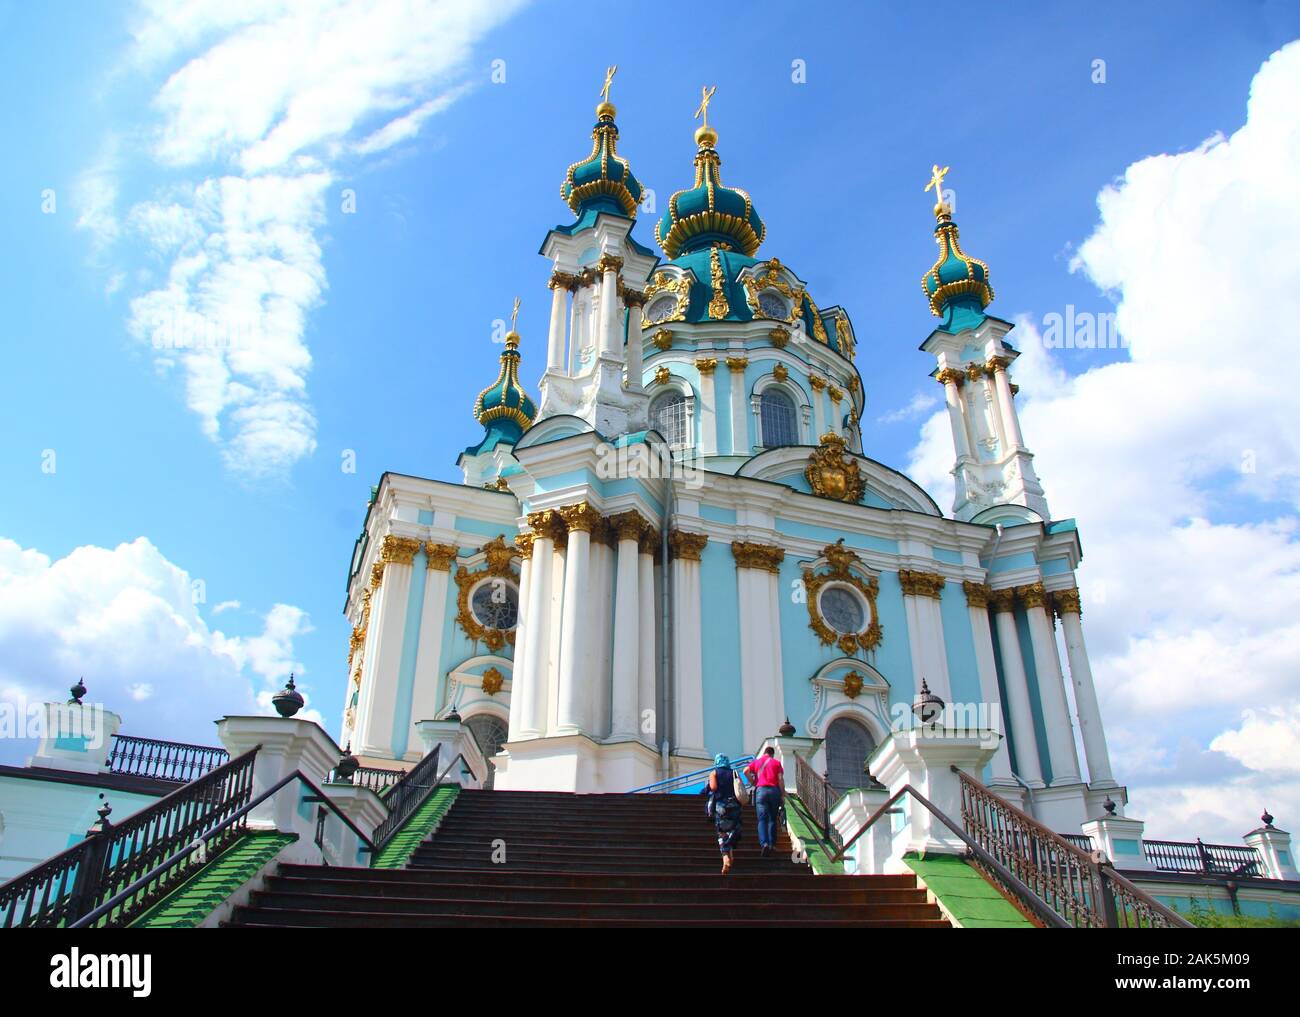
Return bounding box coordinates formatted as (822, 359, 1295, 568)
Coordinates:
(803, 539, 882, 656)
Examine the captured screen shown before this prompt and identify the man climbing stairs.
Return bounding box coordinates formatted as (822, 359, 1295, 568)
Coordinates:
(227, 789, 949, 927)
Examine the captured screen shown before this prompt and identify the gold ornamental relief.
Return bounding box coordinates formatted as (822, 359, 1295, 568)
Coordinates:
(380, 535, 422, 565)
(805, 433, 865, 504)
(480, 667, 505, 696)
(669, 530, 709, 561)
(802, 539, 883, 655)
(898, 570, 947, 600)
(730, 541, 784, 574)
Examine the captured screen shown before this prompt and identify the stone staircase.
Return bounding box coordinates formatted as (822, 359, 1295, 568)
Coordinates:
(227, 789, 949, 927)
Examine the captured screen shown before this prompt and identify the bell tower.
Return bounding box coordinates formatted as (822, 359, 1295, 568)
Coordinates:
(918, 167, 1049, 522)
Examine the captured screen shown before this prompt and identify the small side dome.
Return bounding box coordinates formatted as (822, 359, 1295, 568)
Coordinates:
(560, 97, 643, 219)
(920, 172, 994, 328)
(471, 316, 537, 452)
(655, 91, 765, 259)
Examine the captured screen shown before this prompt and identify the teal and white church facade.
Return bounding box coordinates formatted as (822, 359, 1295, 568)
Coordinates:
(339, 86, 1118, 834)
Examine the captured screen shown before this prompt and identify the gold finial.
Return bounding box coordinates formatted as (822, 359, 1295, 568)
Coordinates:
(925, 164, 951, 214)
(601, 65, 617, 104)
(694, 85, 718, 147)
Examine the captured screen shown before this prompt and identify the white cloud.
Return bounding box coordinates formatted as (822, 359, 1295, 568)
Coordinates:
(83, 0, 529, 478)
(876, 390, 939, 425)
(0, 536, 318, 764)
(212, 599, 241, 614)
(906, 41, 1300, 843)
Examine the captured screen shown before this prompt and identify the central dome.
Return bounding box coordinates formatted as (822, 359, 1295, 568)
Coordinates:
(655, 128, 765, 259)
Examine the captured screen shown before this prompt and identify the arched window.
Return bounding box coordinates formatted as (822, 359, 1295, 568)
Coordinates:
(465, 714, 509, 790)
(651, 392, 688, 449)
(760, 389, 798, 448)
(825, 716, 877, 794)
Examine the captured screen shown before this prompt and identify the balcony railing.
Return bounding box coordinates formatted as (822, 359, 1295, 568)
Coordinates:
(1143, 838, 1264, 877)
(105, 734, 229, 784)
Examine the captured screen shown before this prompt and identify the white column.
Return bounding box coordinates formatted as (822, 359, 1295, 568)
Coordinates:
(556, 504, 598, 734)
(1019, 584, 1082, 785)
(516, 523, 555, 740)
(609, 516, 642, 740)
(506, 541, 532, 740)
(547, 277, 569, 372)
(954, 377, 982, 459)
(963, 583, 1016, 785)
(671, 533, 708, 757)
(408, 545, 455, 755)
(734, 544, 784, 755)
(567, 284, 583, 373)
(990, 360, 1025, 450)
(625, 300, 644, 391)
(979, 371, 1008, 452)
(810, 380, 827, 438)
(728, 358, 749, 454)
(637, 535, 657, 746)
(990, 591, 1045, 788)
(598, 257, 622, 358)
(591, 537, 614, 738)
(355, 547, 416, 759)
(696, 360, 718, 455)
(899, 572, 952, 703)
(1054, 592, 1115, 786)
(938, 370, 972, 459)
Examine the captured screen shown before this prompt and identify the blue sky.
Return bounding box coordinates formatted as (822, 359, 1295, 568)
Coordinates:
(2, 1, 1299, 841)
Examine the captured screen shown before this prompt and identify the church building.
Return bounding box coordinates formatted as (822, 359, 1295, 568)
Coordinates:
(339, 77, 1118, 834)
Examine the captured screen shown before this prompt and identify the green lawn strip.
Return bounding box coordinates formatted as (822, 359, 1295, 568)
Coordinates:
(785, 795, 845, 875)
(371, 785, 460, 869)
(130, 832, 297, 929)
(904, 852, 1034, 928)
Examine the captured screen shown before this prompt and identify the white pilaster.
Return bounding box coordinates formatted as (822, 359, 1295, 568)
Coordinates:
(610, 524, 641, 740)
(991, 360, 1025, 449)
(938, 372, 971, 460)
(811, 381, 827, 438)
(728, 360, 749, 455)
(355, 558, 413, 759)
(963, 585, 1016, 786)
(506, 547, 532, 739)
(696, 362, 718, 455)
(516, 530, 555, 739)
(598, 262, 621, 357)
(637, 541, 657, 747)
(626, 303, 644, 392)
(671, 534, 707, 758)
(1020, 585, 1082, 786)
(734, 546, 784, 755)
(407, 549, 454, 757)
(1054, 593, 1115, 787)
(990, 592, 1045, 788)
(547, 278, 569, 372)
(900, 573, 952, 703)
(556, 507, 596, 735)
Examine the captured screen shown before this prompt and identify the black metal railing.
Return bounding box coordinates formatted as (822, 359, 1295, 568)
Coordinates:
(370, 745, 443, 852)
(69, 768, 377, 928)
(105, 734, 230, 784)
(0, 747, 258, 929)
(794, 753, 841, 849)
(955, 769, 1192, 928)
(1059, 832, 1096, 852)
(326, 763, 406, 795)
(1143, 838, 1264, 877)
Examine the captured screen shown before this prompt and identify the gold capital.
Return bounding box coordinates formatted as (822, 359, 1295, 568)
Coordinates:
(559, 502, 602, 533)
(962, 581, 992, 608)
(425, 542, 458, 571)
(899, 569, 946, 599)
(1052, 588, 1082, 618)
(695, 357, 718, 375)
(609, 510, 647, 542)
(380, 534, 422, 566)
(731, 541, 784, 573)
(670, 530, 709, 561)
(1015, 582, 1048, 610)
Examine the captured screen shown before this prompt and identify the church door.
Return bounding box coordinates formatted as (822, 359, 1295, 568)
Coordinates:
(825, 717, 876, 795)
(465, 714, 508, 790)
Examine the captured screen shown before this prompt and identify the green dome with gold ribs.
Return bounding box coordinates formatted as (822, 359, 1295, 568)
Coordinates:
(655, 89, 765, 259)
(560, 78, 643, 220)
(921, 169, 994, 331)
(471, 318, 536, 451)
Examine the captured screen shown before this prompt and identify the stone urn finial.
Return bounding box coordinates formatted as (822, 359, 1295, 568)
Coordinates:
(912, 678, 945, 726)
(335, 742, 360, 783)
(271, 673, 304, 718)
(778, 717, 795, 738)
(69, 678, 87, 705)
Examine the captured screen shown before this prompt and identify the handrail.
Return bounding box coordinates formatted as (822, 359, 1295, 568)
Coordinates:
(326, 762, 406, 794)
(69, 768, 377, 929)
(434, 752, 479, 788)
(1, 746, 259, 929)
(953, 767, 1192, 929)
(1143, 837, 1264, 877)
(827, 781, 1072, 929)
(628, 755, 755, 794)
(794, 753, 841, 848)
(371, 745, 443, 851)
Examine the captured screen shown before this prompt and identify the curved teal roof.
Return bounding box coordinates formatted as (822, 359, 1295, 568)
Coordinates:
(469, 332, 536, 453)
(561, 103, 642, 219)
(922, 206, 994, 332)
(655, 130, 764, 258)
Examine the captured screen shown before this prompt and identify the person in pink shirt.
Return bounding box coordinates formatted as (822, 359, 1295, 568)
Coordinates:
(744, 747, 785, 856)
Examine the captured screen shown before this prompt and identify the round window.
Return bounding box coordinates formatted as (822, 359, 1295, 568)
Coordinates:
(758, 291, 788, 318)
(646, 294, 677, 324)
(471, 579, 519, 631)
(820, 585, 866, 635)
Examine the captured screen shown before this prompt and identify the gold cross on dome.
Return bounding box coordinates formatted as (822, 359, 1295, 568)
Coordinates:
(694, 85, 717, 128)
(601, 65, 617, 103)
(925, 164, 950, 202)
(510, 296, 520, 332)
